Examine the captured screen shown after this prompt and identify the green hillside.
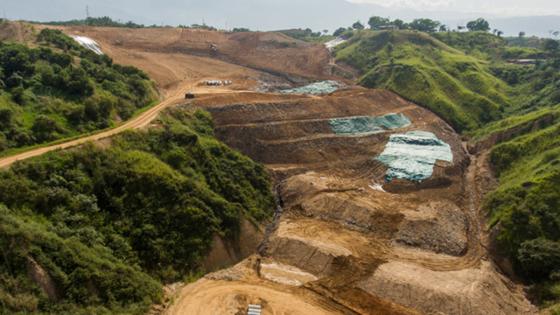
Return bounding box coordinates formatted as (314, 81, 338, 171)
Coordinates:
(0, 29, 157, 153)
(334, 30, 511, 131)
(0, 108, 275, 314)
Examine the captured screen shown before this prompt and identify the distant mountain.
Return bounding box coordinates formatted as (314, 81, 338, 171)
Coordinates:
(3, 0, 559, 37)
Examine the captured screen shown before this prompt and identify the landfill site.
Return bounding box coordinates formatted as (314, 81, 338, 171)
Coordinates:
(1, 23, 537, 314)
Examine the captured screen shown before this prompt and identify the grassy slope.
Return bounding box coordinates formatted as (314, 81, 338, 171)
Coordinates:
(0, 108, 274, 314)
(334, 30, 511, 132)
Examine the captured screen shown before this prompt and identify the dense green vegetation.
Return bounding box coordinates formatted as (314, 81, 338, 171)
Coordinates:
(0, 108, 275, 314)
(482, 108, 560, 308)
(0, 29, 157, 152)
(278, 28, 333, 43)
(38, 16, 146, 28)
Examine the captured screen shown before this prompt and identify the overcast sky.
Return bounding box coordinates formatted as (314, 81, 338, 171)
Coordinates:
(3, 0, 560, 37)
(348, 0, 560, 16)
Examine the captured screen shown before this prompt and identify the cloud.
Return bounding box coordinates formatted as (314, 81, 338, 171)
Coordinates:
(349, 0, 455, 11)
(346, 0, 560, 16)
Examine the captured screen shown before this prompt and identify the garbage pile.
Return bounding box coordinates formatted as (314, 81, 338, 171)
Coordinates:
(330, 113, 411, 135)
(377, 131, 453, 182)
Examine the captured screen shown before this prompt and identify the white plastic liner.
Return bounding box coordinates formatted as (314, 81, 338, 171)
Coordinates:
(71, 36, 104, 55)
(325, 37, 347, 50)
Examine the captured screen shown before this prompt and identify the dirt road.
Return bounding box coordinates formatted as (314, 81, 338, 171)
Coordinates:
(0, 84, 244, 169)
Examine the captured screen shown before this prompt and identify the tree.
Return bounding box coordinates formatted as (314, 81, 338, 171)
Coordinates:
(333, 27, 346, 37)
(409, 19, 441, 33)
(368, 16, 390, 30)
(466, 18, 490, 32)
(497, 30, 504, 37)
(352, 21, 365, 30)
(517, 238, 560, 279)
(393, 19, 405, 30)
(439, 25, 448, 32)
(543, 39, 560, 52)
(0, 108, 14, 126)
(519, 31, 526, 38)
(32, 115, 62, 142)
(553, 31, 560, 38)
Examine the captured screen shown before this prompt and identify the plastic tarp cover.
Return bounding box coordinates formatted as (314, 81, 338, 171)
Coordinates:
(71, 36, 104, 55)
(330, 113, 411, 135)
(280, 80, 342, 95)
(377, 131, 453, 182)
(325, 37, 347, 50)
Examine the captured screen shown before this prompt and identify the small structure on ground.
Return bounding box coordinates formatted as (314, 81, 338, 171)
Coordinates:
(247, 304, 261, 315)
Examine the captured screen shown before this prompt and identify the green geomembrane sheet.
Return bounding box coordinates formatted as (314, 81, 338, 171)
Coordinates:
(280, 80, 343, 95)
(377, 131, 453, 182)
(330, 113, 411, 135)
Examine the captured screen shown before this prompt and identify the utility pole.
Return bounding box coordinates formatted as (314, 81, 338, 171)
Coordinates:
(86, 5, 90, 24)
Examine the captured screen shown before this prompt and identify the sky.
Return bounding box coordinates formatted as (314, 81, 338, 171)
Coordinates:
(348, 0, 560, 16)
(3, 0, 560, 37)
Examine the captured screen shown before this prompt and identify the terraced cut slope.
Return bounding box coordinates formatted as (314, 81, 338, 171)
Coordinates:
(165, 88, 535, 314)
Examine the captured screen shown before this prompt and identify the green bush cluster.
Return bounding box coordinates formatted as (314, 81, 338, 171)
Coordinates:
(0, 109, 274, 314)
(40, 16, 145, 29)
(0, 29, 156, 152)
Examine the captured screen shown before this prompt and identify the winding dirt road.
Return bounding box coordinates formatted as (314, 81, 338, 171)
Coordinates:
(0, 85, 246, 169)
